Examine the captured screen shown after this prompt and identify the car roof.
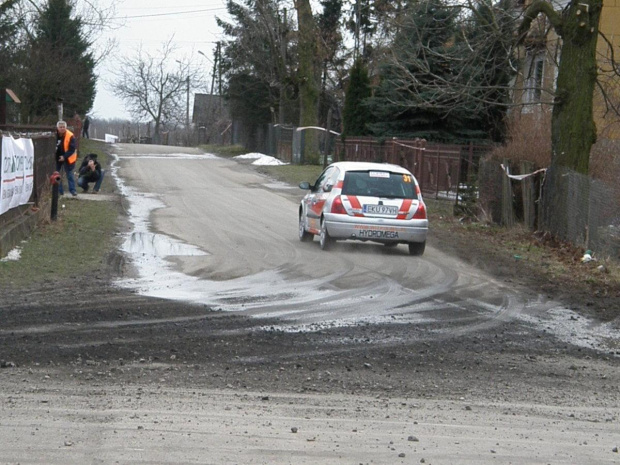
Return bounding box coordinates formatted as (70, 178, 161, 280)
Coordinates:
(328, 161, 412, 175)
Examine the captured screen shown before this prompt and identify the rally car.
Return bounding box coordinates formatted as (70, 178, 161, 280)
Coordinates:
(298, 161, 428, 255)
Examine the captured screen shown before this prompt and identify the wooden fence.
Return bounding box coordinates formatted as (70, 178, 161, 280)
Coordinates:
(335, 137, 490, 198)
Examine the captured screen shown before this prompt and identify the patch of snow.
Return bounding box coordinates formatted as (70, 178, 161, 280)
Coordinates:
(1, 247, 22, 262)
(234, 153, 264, 159)
(234, 153, 288, 166)
(117, 153, 219, 160)
(252, 156, 287, 166)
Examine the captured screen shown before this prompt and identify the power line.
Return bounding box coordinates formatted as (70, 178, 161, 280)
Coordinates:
(119, 7, 226, 20)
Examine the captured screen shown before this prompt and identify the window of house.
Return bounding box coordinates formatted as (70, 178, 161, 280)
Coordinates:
(524, 53, 545, 104)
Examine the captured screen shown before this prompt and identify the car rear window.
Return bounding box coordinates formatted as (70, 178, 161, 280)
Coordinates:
(341, 170, 418, 199)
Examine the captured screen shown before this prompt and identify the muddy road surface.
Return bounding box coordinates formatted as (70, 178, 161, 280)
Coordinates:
(0, 144, 619, 464)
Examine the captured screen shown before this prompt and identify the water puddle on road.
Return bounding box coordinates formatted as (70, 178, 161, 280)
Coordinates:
(110, 150, 339, 316)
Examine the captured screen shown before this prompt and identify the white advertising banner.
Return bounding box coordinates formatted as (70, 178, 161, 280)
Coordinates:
(1, 135, 35, 215)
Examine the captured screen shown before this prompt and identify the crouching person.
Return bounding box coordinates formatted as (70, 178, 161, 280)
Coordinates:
(77, 153, 103, 193)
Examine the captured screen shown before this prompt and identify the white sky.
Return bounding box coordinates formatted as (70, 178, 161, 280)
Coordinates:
(92, 0, 231, 120)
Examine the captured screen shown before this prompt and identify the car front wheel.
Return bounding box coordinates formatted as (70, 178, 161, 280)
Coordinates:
(299, 214, 313, 242)
(319, 219, 333, 250)
(408, 241, 426, 256)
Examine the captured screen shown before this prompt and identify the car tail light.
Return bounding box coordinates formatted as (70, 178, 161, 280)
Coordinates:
(413, 201, 427, 219)
(331, 196, 347, 214)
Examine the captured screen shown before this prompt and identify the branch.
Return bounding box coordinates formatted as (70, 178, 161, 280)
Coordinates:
(598, 31, 620, 77)
(517, 0, 563, 42)
(595, 79, 620, 118)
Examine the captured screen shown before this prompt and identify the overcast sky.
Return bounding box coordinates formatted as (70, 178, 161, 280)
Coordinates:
(92, 0, 231, 120)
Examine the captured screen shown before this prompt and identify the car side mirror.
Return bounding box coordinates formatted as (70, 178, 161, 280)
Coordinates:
(323, 183, 333, 193)
(299, 181, 311, 190)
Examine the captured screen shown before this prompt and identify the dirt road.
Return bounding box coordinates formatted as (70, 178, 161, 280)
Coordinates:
(0, 143, 618, 464)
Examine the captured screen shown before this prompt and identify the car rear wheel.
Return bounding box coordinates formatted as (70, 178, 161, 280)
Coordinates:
(408, 241, 425, 256)
(299, 215, 313, 242)
(319, 219, 333, 250)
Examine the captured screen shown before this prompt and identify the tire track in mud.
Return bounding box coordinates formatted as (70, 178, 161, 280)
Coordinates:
(107, 146, 619, 354)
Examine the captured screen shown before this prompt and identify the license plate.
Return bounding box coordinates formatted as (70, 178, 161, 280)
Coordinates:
(364, 204, 398, 215)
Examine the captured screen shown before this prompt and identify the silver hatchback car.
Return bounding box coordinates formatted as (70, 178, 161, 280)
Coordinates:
(298, 161, 428, 255)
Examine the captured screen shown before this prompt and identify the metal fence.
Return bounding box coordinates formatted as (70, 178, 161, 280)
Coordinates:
(542, 166, 620, 260)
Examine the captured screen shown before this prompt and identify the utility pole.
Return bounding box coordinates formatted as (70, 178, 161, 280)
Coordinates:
(210, 45, 218, 95)
(185, 76, 190, 128)
(217, 42, 222, 106)
(279, 9, 288, 125)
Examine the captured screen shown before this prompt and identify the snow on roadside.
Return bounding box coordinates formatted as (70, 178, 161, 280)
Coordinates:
(0, 247, 22, 262)
(234, 153, 288, 166)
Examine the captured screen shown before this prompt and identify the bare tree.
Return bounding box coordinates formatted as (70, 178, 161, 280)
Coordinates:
(111, 39, 201, 144)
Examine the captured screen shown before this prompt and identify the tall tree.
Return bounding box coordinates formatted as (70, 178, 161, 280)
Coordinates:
(0, 0, 21, 90)
(22, 0, 96, 122)
(295, 0, 321, 157)
(318, 0, 343, 126)
(365, 0, 516, 142)
(342, 58, 371, 136)
(218, 0, 295, 125)
(518, 0, 603, 174)
(366, 0, 467, 141)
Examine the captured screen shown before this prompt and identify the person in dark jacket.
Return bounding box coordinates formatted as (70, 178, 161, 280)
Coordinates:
(82, 115, 90, 138)
(56, 120, 78, 196)
(77, 153, 102, 193)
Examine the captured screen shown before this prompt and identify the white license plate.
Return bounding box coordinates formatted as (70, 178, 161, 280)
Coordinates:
(364, 204, 398, 215)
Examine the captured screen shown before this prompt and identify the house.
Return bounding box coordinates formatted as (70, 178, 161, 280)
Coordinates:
(192, 93, 230, 144)
(514, 0, 620, 138)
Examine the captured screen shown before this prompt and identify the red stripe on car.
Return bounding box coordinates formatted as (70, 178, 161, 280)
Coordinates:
(397, 199, 413, 219)
(346, 196, 365, 217)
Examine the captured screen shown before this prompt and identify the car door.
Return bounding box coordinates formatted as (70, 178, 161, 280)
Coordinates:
(304, 166, 337, 233)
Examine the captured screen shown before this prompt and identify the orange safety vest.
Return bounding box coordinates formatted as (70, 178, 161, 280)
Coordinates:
(61, 129, 78, 164)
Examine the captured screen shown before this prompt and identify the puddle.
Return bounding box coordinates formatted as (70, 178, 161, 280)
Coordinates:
(124, 232, 206, 259)
(110, 152, 338, 313)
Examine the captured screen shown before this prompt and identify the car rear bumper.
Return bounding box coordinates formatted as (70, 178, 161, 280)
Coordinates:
(324, 214, 428, 243)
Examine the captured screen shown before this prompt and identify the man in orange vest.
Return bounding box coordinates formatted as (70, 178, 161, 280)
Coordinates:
(55, 120, 78, 197)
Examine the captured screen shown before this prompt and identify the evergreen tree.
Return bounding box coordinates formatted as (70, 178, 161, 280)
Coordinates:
(0, 0, 21, 90)
(342, 58, 371, 136)
(364, 0, 515, 143)
(218, 0, 295, 125)
(366, 0, 466, 141)
(23, 0, 96, 122)
(318, 0, 343, 126)
(227, 72, 275, 150)
(457, 0, 515, 142)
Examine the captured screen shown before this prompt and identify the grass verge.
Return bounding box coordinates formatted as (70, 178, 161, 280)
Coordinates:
(199, 144, 247, 158)
(255, 164, 324, 187)
(0, 139, 121, 288)
(0, 197, 121, 287)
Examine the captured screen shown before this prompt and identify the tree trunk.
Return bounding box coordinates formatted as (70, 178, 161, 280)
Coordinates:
(295, 0, 320, 160)
(551, 0, 602, 174)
